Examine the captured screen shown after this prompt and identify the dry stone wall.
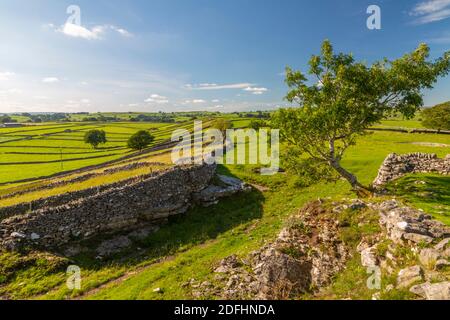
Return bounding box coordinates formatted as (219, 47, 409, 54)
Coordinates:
(0, 164, 218, 250)
(0, 164, 168, 221)
(0, 161, 165, 201)
(373, 153, 450, 188)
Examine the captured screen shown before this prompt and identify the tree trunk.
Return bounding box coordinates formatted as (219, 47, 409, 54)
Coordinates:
(329, 160, 372, 197)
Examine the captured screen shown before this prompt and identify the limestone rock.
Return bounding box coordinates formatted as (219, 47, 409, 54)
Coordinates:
(435, 238, 450, 251)
(193, 174, 250, 206)
(96, 236, 132, 257)
(403, 233, 433, 244)
(360, 247, 378, 267)
(419, 248, 440, 269)
(397, 265, 424, 289)
(378, 200, 450, 246)
(30, 233, 40, 240)
(410, 282, 450, 300)
(10, 232, 26, 239)
(435, 259, 450, 270)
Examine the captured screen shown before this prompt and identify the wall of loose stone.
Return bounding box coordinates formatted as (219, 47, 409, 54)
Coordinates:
(373, 153, 450, 188)
(0, 164, 216, 249)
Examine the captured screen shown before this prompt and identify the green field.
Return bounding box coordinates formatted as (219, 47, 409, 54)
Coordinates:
(0, 115, 261, 185)
(0, 121, 196, 184)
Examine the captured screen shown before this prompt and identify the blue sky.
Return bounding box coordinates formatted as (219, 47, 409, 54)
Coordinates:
(0, 0, 450, 113)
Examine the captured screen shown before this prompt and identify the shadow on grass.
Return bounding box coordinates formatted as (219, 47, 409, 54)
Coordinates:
(386, 173, 450, 225)
(76, 165, 264, 263)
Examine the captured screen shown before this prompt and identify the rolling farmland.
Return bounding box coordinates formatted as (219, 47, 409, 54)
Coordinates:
(0, 121, 195, 184)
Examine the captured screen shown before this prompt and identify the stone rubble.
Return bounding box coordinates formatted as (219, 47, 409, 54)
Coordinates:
(356, 199, 450, 300)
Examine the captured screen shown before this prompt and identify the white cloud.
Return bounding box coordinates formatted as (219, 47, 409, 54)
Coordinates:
(183, 99, 206, 104)
(145, 94, 169, 104)
(7, 88, 22, 94)
(110, 25, 133, 37)
(59, 23, 104, 40)
(80, 99, 91, 104)
(410, 0, 450, 24)
(212, 99, 220, 103)
(53, 23, 132, 40)
(0, 72, 15, 81)
(42, 77, 59, 83)
(429, 32, 450, 43)
(33, 95, 49, 100)
(243, 87, 268, 95)
(186, 83, 253, 90)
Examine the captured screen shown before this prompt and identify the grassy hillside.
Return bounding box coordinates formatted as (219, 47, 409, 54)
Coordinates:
(0, 116, 448, 300)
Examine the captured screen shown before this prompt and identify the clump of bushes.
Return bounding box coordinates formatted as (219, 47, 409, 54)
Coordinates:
(421, 102, 450, 130)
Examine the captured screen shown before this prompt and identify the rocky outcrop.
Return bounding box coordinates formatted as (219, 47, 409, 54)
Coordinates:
(0, 164, 250, 251)
(193, 198, 449, 300)
(193, 175, 252, 206)
(377, 199, 450, 245)
(373, 153, 450, 188)
(195, 201, 352, 300)
(356, 199, 450, 300)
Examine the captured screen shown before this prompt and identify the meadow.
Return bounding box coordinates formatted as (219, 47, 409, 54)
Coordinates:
(0, 114, 448, 300)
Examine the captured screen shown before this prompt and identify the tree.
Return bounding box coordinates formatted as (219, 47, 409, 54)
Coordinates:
(127, 130, 155, 150)
(421, 102, 450, 130)
(84, 130, 107, 148)
(272, 40, 450, 195)
(0, 115, 13, 123)
(249, 119, 266, 131)
(212, 118, 232, 135)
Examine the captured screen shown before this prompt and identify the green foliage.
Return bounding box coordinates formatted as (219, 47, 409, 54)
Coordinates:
(127, 130, 155, 150)
(281, 148, 338, 187)
(272, 40, 450, 192)
(212, 118, 232, 134)
(84, 129, 107, 148)
(248, 119, 267, 131)
(0, 115, 15, 123)
(284, 216, 311, 235)
(421, 102, 450, 130)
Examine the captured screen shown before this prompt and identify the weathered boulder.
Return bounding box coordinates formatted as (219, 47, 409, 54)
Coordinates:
(397, 265, 424, 289)
(193, 174, 251, 206)
(410, 281, 450, 300)
(419, 248, 440, 269)
(360, 247, 378, 267)
(378, 200, 450, 246)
